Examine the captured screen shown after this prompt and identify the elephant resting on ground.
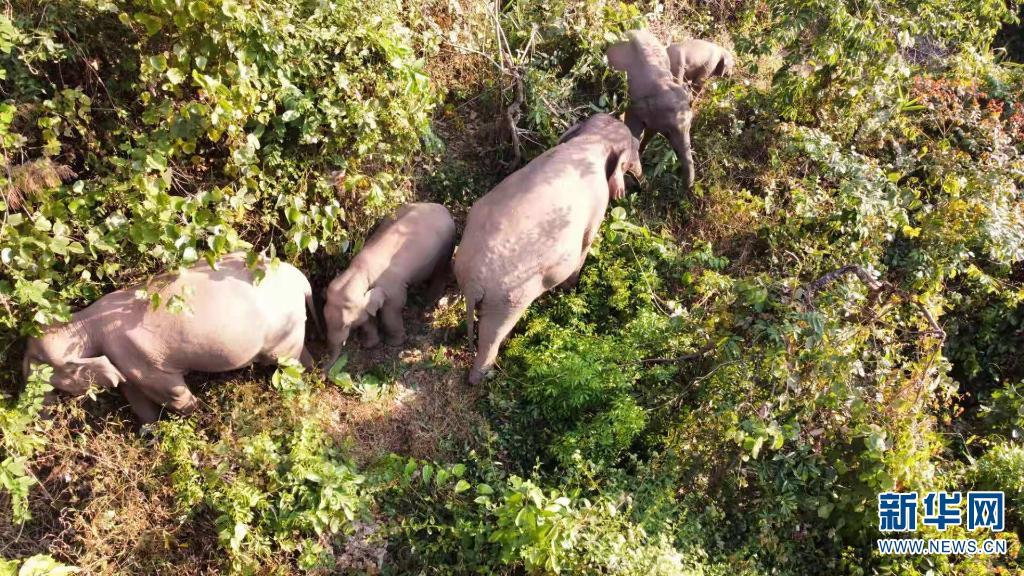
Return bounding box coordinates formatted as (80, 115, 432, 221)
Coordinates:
(454, 113, 642, 384)
(323, 202, 456, 368)
(23, 253, 316, 423)
(607, 29, 696, 189)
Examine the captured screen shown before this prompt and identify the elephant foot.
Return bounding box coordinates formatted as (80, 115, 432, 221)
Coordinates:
(385, 333, 406, 347)
(362, 335, 382, 348)
(467, 366, 492, 385)
(168, 393, 198, 417)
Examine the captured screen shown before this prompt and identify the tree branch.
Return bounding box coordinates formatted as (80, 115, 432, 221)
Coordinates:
(803, 265, 945, 340)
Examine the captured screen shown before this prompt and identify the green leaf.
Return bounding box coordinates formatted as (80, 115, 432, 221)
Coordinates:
(453, 479, 471, 494)
(135, 13, 164, 35)
(145, 152, 168, 171)
(166, 68, 185, 85)
(148, 54, 167, 72)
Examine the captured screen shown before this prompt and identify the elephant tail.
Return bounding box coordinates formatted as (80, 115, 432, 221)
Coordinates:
(305, 286, 324, 340)
(465, 289, 483, 353)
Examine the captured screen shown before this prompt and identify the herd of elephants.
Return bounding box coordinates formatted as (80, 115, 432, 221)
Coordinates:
(22, 31, 736, 423)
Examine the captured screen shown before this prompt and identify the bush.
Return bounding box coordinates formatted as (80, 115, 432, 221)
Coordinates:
(3, 0, 1024, 573)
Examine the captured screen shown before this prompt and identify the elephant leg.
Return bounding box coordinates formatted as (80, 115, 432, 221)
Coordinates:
(575, 227, 600, 284)
(361, 321, 381, 348)
(424, 257, 451, 307)
(120, 381, 162, 424)
(624, 107, 645, 139)
(264, 327, 308, 366)
(381, 290, 407, 346)
(300, 347, 314, 370)
(667, 119, 695, 190)
(138, 372, 197, 419)
(468, 301, 530, 385)
(561, 227, 598, 290)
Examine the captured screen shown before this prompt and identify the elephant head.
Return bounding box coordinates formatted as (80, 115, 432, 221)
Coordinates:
(558, 114, 643, 200)
(606, 30, 674, 98)
(323, 273, 385, 365)
(666, 39, 735, 90)
(24, 324, 125, 396)
(606, 30, 696, 189)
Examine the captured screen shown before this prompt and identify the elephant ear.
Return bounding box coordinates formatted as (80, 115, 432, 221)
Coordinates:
(605, 149, 628, 201)
(557, 122, 587, 145)
(715, 50, 735, 77)
(365, 287, 386, 317)
(606, 40, 634, 73)
(70, 356, 125, 390)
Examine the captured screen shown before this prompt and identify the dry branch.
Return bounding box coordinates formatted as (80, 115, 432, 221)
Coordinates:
(803, 264, 946, 339)
(492, 1, 531, 169)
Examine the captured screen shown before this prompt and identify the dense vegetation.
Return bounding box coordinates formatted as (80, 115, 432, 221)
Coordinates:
(2, 0, 1023, 574)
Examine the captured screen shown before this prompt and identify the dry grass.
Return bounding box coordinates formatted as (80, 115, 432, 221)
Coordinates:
(318, 292, 488, 465)
(2, 158, 77, 210)
(0, 403, 221, 574)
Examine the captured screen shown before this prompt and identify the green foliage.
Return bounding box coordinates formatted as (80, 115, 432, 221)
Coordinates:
(374, 455, 707, 575)
(155, 363, 367, 573)
(974, 442, 1024, 514)
(0, 366, 53, 524)
(0, 0, 436, 345)
(3, 0, 1024, 574)
(0, 555, 80, 576)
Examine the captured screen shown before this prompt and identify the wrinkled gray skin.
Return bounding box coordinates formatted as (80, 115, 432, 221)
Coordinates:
(324, 203, 456, 367)
(608, 29, 695, 189)
(23, 253, 316, 423)
(667, 38, 735, 94)
(455, 114, 642, 384)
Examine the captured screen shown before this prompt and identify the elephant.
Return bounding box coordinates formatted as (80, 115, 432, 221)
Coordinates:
(454, 113, 641, 384)
(667, 38, 735, 95)
(607, 29, 696, 189)
(22, 253, 317, 423)
(323, 202, 456, 367)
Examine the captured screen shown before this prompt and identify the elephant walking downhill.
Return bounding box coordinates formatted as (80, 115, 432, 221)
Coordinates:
(455, 114, 642, 384)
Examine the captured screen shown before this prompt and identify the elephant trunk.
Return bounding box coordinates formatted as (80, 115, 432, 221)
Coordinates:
(22, 349, 32, 382)
(323, 327, 349, 379)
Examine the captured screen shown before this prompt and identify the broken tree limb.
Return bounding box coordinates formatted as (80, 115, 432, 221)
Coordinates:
(492, 1, 529, 169)
(802, 265, 946, 340)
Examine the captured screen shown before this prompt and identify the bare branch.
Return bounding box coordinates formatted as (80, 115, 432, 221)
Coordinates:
(803, 264, 945, 340)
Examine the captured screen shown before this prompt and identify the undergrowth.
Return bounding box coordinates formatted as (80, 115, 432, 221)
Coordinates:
(2, 0, 1024, 574)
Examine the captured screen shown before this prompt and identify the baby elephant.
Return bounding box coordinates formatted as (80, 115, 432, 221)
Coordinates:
(607, 29, 696, 189)
(23, 253, 316, 423)
(667, 39, 735, 95)
(455, 114, 641, 384)
(323, 202, 456, 366)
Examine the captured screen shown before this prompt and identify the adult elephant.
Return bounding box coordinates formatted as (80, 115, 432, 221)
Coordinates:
(607, 29, 696, 189)
(23, 253, 317, 422)
(454, 114, 641, 384)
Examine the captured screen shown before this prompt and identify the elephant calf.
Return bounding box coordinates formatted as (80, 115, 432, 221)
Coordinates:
(667, 38, 735, 95)
(323, 202, 456, 366)
(455, 114, 641, 384)
(608, 29, 696, 189)
(23, 253, 316, 423)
